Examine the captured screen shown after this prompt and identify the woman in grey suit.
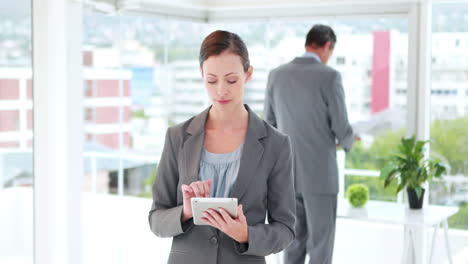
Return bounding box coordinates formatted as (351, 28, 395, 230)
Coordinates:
(148, 30, 296, 264)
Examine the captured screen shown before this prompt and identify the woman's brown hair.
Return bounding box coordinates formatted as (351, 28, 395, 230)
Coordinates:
(199, 30, 250, 72)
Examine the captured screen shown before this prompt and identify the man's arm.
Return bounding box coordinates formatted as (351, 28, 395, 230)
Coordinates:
(325, 71, 355, 152)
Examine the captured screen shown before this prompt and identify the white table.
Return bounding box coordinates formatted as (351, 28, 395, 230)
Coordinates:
(338, 199, 459, 264)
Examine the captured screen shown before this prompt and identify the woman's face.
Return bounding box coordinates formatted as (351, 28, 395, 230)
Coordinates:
(201, 51, 253, 110)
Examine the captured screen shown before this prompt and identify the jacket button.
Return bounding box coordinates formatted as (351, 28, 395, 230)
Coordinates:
(209, 236, 218, 245)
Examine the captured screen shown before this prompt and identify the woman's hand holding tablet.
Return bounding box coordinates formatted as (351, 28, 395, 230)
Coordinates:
(193, 198, 248, 243)
(180, 180, 212, 223)
(191, 197, 238, 225)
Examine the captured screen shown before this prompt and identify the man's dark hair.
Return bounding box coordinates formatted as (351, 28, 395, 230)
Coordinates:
(305, 24, 337, 49)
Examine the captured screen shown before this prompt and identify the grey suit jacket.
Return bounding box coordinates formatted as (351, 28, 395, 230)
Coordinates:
(264, 57, 354, 195)
(149, 105, 296, 264)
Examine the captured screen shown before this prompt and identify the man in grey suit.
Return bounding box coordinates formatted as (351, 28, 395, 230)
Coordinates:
(264, 25, 356, 264)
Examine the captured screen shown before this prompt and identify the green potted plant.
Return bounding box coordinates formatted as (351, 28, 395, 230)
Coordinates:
(380, 135, 446, 209)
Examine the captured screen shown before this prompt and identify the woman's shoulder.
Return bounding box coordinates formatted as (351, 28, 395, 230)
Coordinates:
(164, 116, 195, 146)
(256, 119, 292, 163)
(167, 118, 191, 134)
(246, 105, 289, 145)
(262, 119, 289, 144)
(246, 110, 288, 146)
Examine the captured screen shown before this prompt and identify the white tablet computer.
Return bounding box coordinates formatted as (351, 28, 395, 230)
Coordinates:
(191, 197, 238, 225)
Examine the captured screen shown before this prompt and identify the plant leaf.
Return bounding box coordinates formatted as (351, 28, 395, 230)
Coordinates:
(384, 170, 398, 188)
(396, 181, 406, 193)
(415, 186, 423, 199)
(414, 140, 428, 157)
(380, 163, 394, 179)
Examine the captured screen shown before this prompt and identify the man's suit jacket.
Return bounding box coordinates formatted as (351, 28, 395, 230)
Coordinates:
(264, 57, 354, 195)
(148, 105, 296, 264)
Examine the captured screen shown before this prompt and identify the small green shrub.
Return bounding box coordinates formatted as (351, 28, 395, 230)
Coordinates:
(347, 184, 369, 208)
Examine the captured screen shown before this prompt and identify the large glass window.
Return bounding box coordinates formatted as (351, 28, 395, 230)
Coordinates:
(429, 2, 468, 231)
(0, 0, 33, 263)
(334, 18, 409, 201)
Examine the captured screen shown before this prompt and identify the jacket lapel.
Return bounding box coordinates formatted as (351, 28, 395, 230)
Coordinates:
(230, 105, 267, 201)
(183, 106, 210, 185)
